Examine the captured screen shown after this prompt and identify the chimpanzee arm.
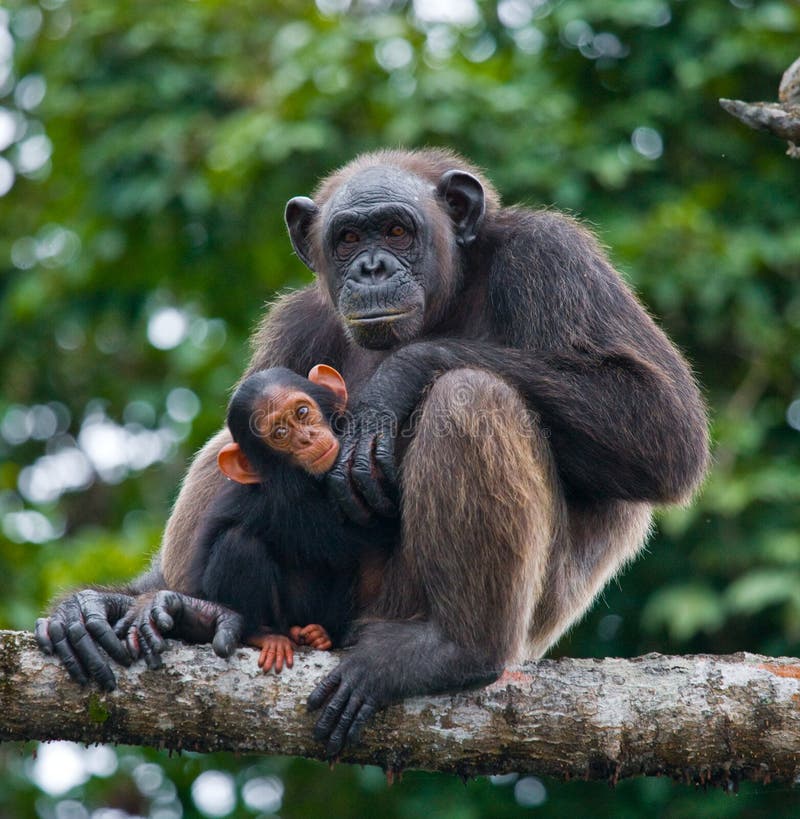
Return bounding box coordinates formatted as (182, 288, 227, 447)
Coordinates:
(333, 337, 706, 510)
(329, 212, 707, 519)
(115, 520, 279, 671)
(35, 564, 244, 688)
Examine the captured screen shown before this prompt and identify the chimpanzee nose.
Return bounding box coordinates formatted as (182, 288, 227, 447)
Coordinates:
(298, 429, 315, 446)
(354, 252, 390, 282)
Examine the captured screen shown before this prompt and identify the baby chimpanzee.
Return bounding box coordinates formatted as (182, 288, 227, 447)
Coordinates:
(190, 365, 395, 672)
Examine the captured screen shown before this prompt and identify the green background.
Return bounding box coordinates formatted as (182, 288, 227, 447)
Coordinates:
(1, 0, 799, 815)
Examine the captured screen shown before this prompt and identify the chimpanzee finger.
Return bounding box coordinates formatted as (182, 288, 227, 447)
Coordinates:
(374, 432, 400, 506)
(113, 609, 135, 639)
(307, 668, 342, 711)
(325, 693, 366, 757)
(141, 615, 168, 653)
(260, 642, 285, 673)
(326, 435, 375, 526)
(313, 683, 353, 743)
(344, 701, 377, 750)
(327, 466, 373, 527)
(258, 645, 273, 671)
(125, 625, 141, 660)
(149, 591, 179, 633)
(34, 618, 54, 654)
(274, 643, 293, 673)
(138, 638, 163, 670)
(83, 610, 131, 667)
(138, 619, 166, 669)
(351, 434, 397, 518)
(300, 625, 332, 650)
(67, 620, 116, 691)
(47, 620, 90, 686)
(212, 608, 243, 657)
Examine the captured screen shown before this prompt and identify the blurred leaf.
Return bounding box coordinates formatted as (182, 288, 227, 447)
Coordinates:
(642, 584, 725, 641)
(725, 569, 800, 617)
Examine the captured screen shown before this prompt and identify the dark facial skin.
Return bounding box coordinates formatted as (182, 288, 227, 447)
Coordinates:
(320, 167, 435, 349)
(254, 387, 340, 475)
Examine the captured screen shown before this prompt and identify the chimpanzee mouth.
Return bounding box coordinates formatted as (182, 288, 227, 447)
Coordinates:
(346, 309, 414, 325)
(309, 441, 339, 470)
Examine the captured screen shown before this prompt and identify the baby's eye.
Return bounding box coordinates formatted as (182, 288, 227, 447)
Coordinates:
(273, 426, 288, 440)
(297, 405, 309, 420)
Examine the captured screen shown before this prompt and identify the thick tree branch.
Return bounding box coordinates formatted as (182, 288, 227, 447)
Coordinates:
(2, 629, 800, 785)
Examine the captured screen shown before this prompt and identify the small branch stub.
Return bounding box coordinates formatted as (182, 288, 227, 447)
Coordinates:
(3, 630, 800, 785)
(720, 55, 800, 157)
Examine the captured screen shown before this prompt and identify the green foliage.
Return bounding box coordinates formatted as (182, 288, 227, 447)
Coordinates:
(1, 0, 799, 814)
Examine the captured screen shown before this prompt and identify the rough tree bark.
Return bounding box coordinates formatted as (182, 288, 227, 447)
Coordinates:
(2, 630, 800, 786)
(720, 56, 800, 157)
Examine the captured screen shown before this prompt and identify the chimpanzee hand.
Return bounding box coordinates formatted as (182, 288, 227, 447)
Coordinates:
(114, 590, 244, 670)
(307, 648, 387, 758)
(326, 407, 399, 524)
(35, 590, 135, 691)
(307, 621, 502, 758)
(290, 623, 333, 651)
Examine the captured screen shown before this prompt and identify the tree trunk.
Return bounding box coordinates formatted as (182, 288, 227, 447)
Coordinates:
(2, 629, 800, 785)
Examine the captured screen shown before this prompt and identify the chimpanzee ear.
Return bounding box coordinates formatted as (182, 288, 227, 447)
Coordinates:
(435, 170, 485, 247)
(285, 196, 319, 271)
(307, 364, 348, 410)
(217, 442, 261, 485)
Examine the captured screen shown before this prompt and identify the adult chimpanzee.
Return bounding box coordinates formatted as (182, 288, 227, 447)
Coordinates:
(36, 148, 708, 757)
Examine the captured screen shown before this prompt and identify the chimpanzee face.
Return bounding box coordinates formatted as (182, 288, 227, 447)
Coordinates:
(285, 164, 486, 350)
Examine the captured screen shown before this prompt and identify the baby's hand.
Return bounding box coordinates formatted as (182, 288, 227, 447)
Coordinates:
(247, 632, 294, 673)
(289, 623, 332, 651)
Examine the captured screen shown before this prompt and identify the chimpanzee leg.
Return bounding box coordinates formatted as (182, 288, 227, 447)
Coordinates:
(377, 367, 561, 660)
(527, 499, 652, 657)
(310, 368, 561, 754)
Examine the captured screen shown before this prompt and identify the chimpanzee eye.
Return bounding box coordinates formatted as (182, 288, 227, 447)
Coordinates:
(342, 230, 359, 244)
(273, 426, 288, 440)
(296, 405, 309, 420)
(388, 224, 406, 238)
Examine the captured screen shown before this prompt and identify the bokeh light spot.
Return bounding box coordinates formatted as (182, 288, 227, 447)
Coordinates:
(514, 775, 547, 807)
(787, 399, 800, 431)
(414, 0, 479, 26)
(29, 743, 90, 796)
(242, 776, 284, 813)
(166, 387, 201, 423)
(631, 126, 663, 160)
(191, 770, 236, 817)
(14, 73, 46, 110)
(0, 155, 14, 196)
(148, 307, 189, 350)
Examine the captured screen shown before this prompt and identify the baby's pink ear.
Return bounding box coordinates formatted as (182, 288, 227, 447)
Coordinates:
(308, 364, 348, 409)
(217, 442, 261, 484)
